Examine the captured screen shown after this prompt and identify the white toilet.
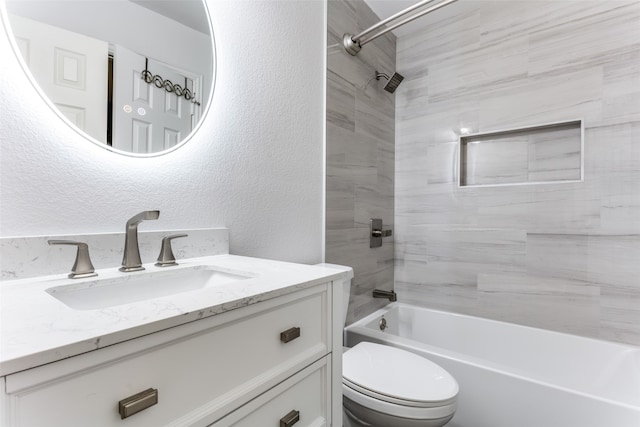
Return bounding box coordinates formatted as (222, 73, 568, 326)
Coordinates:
(318, 264, 458, 427)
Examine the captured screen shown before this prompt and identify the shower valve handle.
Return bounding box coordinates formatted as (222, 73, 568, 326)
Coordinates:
(370, 218, 393, 247)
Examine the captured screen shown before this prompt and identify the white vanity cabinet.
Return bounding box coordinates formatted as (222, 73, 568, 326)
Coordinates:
(211, 356, 330, 427)
(1, 283, 341, 427)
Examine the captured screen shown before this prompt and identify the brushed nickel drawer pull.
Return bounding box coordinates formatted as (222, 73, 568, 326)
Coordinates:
(280, 409, 300, 427)
(280, 327, 301, 343)
(118, 388, 158, 419)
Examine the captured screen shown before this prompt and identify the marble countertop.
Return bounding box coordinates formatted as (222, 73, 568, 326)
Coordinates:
(0, 254, 352, 377)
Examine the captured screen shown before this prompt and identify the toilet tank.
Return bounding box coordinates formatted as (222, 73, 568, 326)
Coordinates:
(315, 263, 353, 326)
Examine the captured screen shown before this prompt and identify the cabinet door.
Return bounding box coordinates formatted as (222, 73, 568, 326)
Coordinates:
(212, 356, 330, 427)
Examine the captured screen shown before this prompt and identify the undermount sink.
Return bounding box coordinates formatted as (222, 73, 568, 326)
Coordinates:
(45, 266, 253, 310)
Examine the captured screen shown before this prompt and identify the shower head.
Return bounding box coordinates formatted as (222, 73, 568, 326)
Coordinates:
(376, 71, 404, 93)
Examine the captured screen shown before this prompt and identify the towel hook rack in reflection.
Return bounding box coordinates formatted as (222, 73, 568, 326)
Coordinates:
(140, 58, 201, 106)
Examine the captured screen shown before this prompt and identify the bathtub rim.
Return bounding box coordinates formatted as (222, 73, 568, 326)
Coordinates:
(344, 302, 640, 412)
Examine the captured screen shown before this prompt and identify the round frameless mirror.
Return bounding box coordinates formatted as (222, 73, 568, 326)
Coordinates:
(2, 0, 215, 156)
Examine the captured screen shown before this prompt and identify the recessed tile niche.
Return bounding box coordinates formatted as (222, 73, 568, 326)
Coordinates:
(459, 120, 583, 187)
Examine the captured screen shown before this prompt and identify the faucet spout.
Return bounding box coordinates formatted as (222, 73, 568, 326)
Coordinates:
(120, 210, 160, 272)
(126, 210, 160, 226)
(372, 289, 397, 302)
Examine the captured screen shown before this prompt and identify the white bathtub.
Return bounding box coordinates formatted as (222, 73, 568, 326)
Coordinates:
(344, 303, 640, 427)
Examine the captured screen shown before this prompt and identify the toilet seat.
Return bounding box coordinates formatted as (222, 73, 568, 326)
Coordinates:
(342, 342, 458, 417)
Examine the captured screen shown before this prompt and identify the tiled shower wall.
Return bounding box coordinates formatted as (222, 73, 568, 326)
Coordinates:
(326, 0, 396, 324)
(395, 1, 640, 345)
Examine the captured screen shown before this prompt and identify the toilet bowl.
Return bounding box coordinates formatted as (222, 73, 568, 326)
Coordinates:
(316, 263, 458, 427)
(343, 342, 458, 427)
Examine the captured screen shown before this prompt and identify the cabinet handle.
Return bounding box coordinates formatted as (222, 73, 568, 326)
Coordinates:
(118, 388, 158, 419)
(280, 327, 300, 343)
(280, 409, 300, 427)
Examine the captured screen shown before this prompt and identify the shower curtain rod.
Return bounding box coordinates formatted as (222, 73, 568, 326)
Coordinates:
(343, 0, 458, 56)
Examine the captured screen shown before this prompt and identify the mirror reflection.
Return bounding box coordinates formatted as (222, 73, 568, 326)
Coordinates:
(4, 0, 214, 154)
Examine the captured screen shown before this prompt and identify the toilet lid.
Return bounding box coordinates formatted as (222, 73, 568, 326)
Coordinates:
(343, 342, 458, 406)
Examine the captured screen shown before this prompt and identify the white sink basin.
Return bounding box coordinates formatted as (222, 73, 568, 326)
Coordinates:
(45, 266, 252, 310)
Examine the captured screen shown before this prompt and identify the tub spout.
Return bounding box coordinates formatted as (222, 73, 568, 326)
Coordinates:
(373, 289, 397, 302)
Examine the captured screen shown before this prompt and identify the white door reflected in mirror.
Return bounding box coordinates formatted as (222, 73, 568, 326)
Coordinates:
(3, 0, 215, 156)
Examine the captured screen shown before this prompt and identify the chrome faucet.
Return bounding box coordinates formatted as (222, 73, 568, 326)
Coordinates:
(372, 289, 397, 302)
(120, 210, 160, 272)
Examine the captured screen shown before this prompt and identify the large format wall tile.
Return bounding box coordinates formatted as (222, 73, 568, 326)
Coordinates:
(395, 0, 640, 345)
(326, 0, 396, 323)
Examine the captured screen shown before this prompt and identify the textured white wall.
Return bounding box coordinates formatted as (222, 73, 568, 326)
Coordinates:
(0, 0, 326, 264)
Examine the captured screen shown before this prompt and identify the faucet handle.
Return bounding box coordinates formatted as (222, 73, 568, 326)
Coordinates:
(48, 240, 98, 279)
(155, 234, 188, 267)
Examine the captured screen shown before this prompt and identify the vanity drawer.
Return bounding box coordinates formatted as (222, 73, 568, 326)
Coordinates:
(211, 356, 330, 427)
(4, 285, 329, 427)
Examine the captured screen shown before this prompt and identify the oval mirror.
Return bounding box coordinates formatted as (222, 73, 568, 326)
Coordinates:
(2, 0, 215, 155)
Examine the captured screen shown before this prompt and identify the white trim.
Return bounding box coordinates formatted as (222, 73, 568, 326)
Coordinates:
(321, 0, 327, 264)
